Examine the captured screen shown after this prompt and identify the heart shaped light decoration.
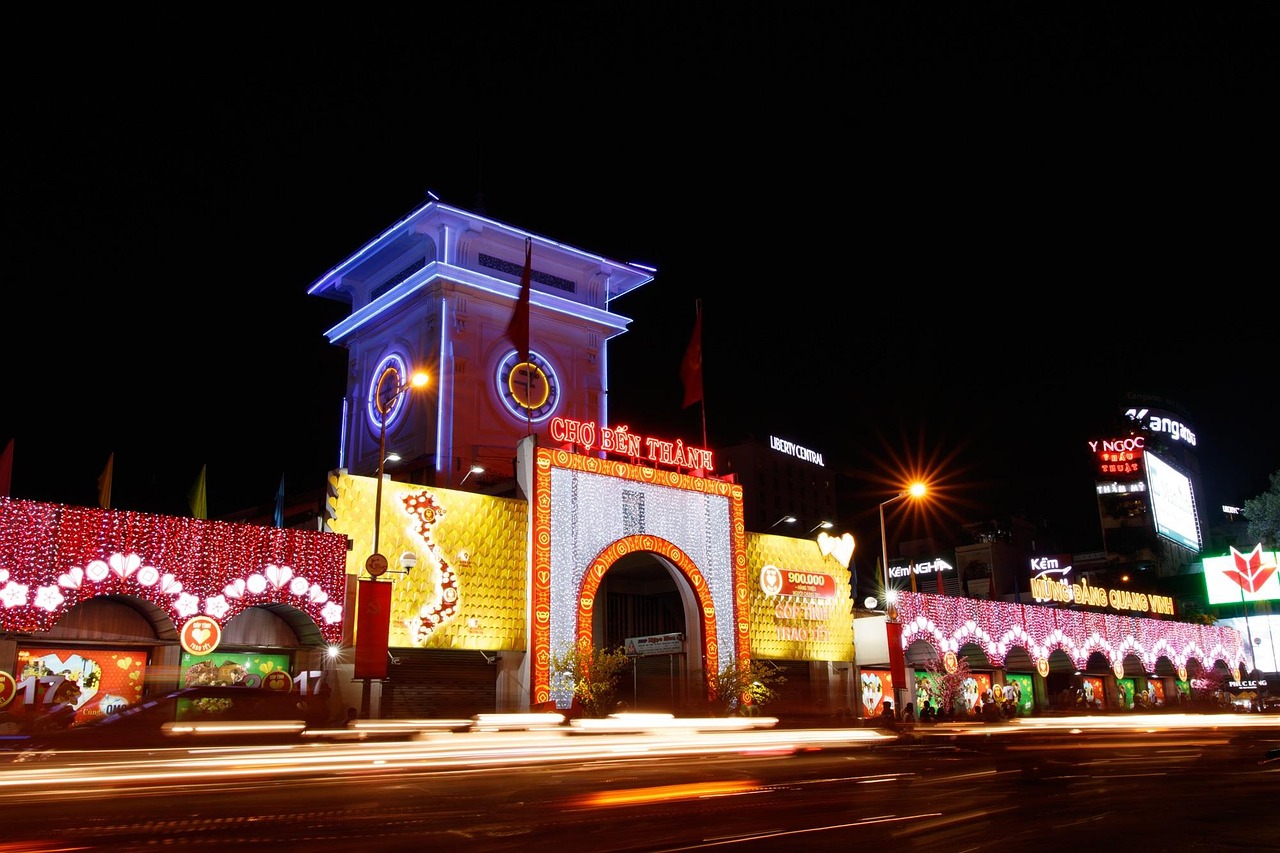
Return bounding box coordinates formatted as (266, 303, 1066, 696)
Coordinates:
(816, 532, 855, 568)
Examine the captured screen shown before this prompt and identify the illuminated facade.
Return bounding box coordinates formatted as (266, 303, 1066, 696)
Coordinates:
(306, 201, 654, 494)
(0, 207, 1253, 726)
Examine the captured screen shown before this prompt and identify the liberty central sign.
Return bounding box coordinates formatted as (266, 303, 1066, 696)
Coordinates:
(769, 435, 824, 466)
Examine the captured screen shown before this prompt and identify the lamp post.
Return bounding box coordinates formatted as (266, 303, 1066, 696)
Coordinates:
(808, 520, 834, 534)
(879, 483, 926, 594)
(459, 464, 485, 486)
(769, 515, 797, 529)
(370, 365, 429, 574)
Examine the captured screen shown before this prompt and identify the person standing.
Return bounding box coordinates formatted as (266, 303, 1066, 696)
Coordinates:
(875, 700, 900, 732)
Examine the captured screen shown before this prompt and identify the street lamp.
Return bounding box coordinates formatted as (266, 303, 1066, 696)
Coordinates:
(370, 365, 429, 575)
(879, 483, 927, 594)
(769, 515, 797, 529)
(459, 464, 485, 486)
(808, 520, 834, 534)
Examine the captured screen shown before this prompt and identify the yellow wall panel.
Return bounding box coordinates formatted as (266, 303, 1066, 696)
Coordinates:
(325, 472, 528, 652)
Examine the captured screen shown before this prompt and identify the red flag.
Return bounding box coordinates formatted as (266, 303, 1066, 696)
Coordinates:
(97, 453, 114, 510)
(0, 438, 12, 497)
(505, 237, 532, 363)
(679, 306, 703, 409)
(354, 579, 393, 680)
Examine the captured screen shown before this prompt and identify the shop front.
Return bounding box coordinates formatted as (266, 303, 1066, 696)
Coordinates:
(880, 591, 1247, 718)
(0, 499, 349, 732)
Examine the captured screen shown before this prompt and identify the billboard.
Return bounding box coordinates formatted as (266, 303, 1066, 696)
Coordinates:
(1144, 451, 1201, 551)
(1203, 545, 1280, 605)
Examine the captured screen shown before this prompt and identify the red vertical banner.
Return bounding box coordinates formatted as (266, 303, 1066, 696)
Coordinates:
(679, 305, 703, 409)
(885, 619, 908, 711)
(0, 438, 13, 497)
(354, 580, 393, 680)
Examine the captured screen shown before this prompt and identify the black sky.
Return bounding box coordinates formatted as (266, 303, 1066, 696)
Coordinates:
(5, 7, 1277, 570)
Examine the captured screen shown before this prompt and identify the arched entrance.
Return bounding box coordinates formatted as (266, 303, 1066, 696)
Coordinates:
(574, 541, 712, 714)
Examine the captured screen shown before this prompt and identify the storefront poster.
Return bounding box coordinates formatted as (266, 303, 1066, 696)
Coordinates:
(860, 668, 893, 716)
(1080, 675, 1106, 709)
(179, 650, 292, 689)
(177, 650, 295, 722)
(913, 670, 940, 711)
(960, 672, 993, 714)
(1003, 673, 1034, 716)
(14, 646, 146, 726)
(1116, 677, 1134, 709)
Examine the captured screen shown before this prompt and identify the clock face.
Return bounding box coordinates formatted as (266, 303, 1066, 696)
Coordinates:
(367, 353, 410, 431)
(496, 349, 560, 422)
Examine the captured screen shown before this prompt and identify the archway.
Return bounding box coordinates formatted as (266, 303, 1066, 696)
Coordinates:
(575, 536, 717, 713)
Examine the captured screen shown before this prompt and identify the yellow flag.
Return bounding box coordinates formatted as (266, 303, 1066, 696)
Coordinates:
(188, 464, 207, 519)
(97, 453, 114, 509)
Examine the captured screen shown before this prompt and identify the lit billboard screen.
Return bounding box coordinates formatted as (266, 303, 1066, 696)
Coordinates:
(1144, 451, 1201, 552)
(1203, 545, 1280, 605)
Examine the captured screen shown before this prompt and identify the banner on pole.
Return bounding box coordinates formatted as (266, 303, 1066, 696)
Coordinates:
(354, 580, 393, 680)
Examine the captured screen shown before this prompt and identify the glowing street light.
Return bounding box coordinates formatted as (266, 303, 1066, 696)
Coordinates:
(370, 365, 429, 575)
(808, 520, 834, 534)
(769, 515, 797, 529)
(879, 483, 927, 595)
(459, 464, 485, 486)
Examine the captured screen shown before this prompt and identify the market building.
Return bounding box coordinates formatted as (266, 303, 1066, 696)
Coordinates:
(0, 201, 1254, 726)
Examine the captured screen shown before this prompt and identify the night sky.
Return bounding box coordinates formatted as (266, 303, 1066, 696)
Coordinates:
(5, 8, 1277, 575)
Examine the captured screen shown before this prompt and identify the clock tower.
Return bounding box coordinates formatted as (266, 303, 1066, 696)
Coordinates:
(308, 201, 654, 494)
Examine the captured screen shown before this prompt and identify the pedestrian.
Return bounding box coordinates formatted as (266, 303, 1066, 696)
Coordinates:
(876, 700, 897, 730)
(919, 700, 936, 723)
(901, 702, 916, 724)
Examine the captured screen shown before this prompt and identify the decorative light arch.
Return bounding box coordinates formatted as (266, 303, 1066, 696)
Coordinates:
(0, 498, 349, 644)
(895, 591, 1246, 679)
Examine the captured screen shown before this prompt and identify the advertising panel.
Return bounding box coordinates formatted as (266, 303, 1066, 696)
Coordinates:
(1145, 451, 1202, 551)
(1004, 672, 1034, 716)
(747, 534, 855, 662)
(1116, 677, 1134, 709)
(1203, 545, 1280, 605)
(178, 650, 294, 690)
(1079, 675, 1106, 709)
(9, 646, 147, 728)
(958, 671, 993, 715)
(859, 668, 894, 717)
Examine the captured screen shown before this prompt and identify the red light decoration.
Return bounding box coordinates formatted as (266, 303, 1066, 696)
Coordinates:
(0, 498, 348, 643)
(894, 591, 1246, 676)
